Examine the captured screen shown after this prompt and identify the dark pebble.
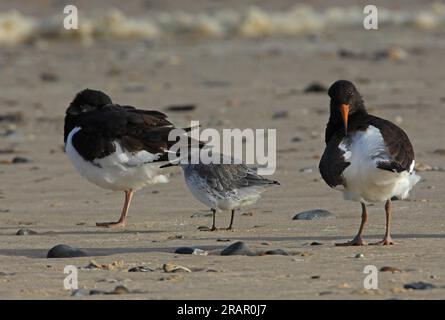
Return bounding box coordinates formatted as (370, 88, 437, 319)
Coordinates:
(293, 209, 335, 220)
(165, 104, 196, 112)
(47, 244, 88, 258)
(128, 266, 154, 272)
(310, 241, 323, 246)
(303, 82, 327, 93)
(291, 136, 302, 142)
(262, 249, 289, 256)
(175, 247, 196, 254)
(12, 157, 30, 164)
(404, 282, 436, 290)
(40, 72, 59, 82)
(272, 111, 288, 119)
(221, 241, 255, 256)
(16, 228, 38, 236)
(0, 112, 23, 123)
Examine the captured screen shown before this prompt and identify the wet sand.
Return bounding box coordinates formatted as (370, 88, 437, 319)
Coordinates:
(1, 1, 445, 299)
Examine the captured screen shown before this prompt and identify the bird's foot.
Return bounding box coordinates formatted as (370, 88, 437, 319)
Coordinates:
(335, 236, 366, 246)
(224, 226, 234, 231)
(96, 221, 126, 229)
(369, 236, 395, 246)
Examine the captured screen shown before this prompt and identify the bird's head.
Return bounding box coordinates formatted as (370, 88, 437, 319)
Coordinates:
(66, 89, 113, 116)
(328, 80, 365, 134)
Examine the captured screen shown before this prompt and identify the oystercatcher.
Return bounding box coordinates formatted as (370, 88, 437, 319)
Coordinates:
(162, 152, 280, 230)
(64, 88, 190, 228)
(319, 80, 420, 245)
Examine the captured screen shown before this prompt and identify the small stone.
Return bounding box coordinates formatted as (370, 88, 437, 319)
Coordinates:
(12, 157, 30, 164)
(198, 226, 212, 231)
(299, 167, 313, 173)
(47, 244, 88, 258)
(311, 275, 321, 279)
(16, 228, 37, 235)
(272, 111, 288, 119)
(40, 72, 59, 82)
(310, 241, 323, 246)
(355, 253, 364, 259)
(71, 289, 89, 297)
(174, 247, 207, 256)
(404, 281, 436, 290)
(217, 238, 231, 242)
(221, 241, 255, 256)
(111, 285, 130, 295)
(163, 263, 192, 273)
(380, 266, 401, 273)
(165, 104, 196, 112)
(262, 249, 289, 256)
(291, 136, 302, 142)
(293, 209, 335, 220)
(241, 212, 254, 216)
(303, 82, 327, 93)
(128, 266, 154, 272)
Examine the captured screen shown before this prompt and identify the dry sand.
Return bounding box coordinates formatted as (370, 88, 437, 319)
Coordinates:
(0, 1, 445, 299)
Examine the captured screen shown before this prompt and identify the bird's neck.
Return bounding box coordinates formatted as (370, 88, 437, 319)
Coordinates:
(325, 106, 368, 143)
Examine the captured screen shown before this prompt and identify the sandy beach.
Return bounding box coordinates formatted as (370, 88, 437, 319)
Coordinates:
(1, 0, 445, 299)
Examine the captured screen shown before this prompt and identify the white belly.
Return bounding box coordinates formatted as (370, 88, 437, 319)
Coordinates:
(66, 127, 169, 191)
(339, 126, 420, 203)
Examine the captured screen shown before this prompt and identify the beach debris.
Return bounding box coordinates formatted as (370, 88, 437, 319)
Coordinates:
(39, 72, 59, 82)
(293, 209, 335, 220)
(174, 247, 208, 255)
(299, 167, 313, 173)
(83, 260, 124, 271)
(221, 241, 255, 256)
(260, 249, 289, 256)
(310, 241, 323, 246)
(355, 253, 364, 259)
(217, 238, 231, 242)
(128, 265, 155, 272)
(272, 111, 289, 119)
(47, 244, 88, 258)
(165, 104, 196, 112)
(72, 285, 130, 296)
(198, 226, 212, 231)
(404, 281, 436, 290)
(16, 228, 37, 235)
(291, 136, 302, 143)
(12, 156, 30, 164)
(0, 112, 23, 123)
(163, 263, 192, 273)
(433, 149, 445, 156)
(303, 82, 327, 93)
(380, 266, 401, 273)
(338, 47, 408, 61)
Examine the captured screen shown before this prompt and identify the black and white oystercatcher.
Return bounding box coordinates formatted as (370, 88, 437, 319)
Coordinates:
(162, 153, 280, 231)
(64, 89, 187, 228)
(319, 80, 420, 245)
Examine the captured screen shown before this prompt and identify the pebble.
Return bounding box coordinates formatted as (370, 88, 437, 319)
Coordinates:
(163, 263, 192, 273)
(299, 167, 313, 173)
(71, 289, 89, 297)
(165, 104, 196, 112)
(355, 253, 364, 259)
(272, 111, 288, 119)
(221, 241, 255, 256)
(174, 247, 208, 256)
(293, 209, 335, 220)
(262, 249, 289, 256)
(16, 228, 38, 236)
(198, 226, 212, 231)
(303, 82, 327, 93)
(40, 72, 59, 82)
(404, 281, 436, 290)
(12, 157, 30, 164)
(291, 136, 302, 143)
(217, 238, 231, 242)
(47, 244, 88, 258)
(433, 149, 445, 156)
(380, 266, 401, 273)
(310, 241, 323, 246)
(128, 266, 154, 272)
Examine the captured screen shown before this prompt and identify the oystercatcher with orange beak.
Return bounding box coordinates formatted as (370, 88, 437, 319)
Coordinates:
(319, 80, 420, 245)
